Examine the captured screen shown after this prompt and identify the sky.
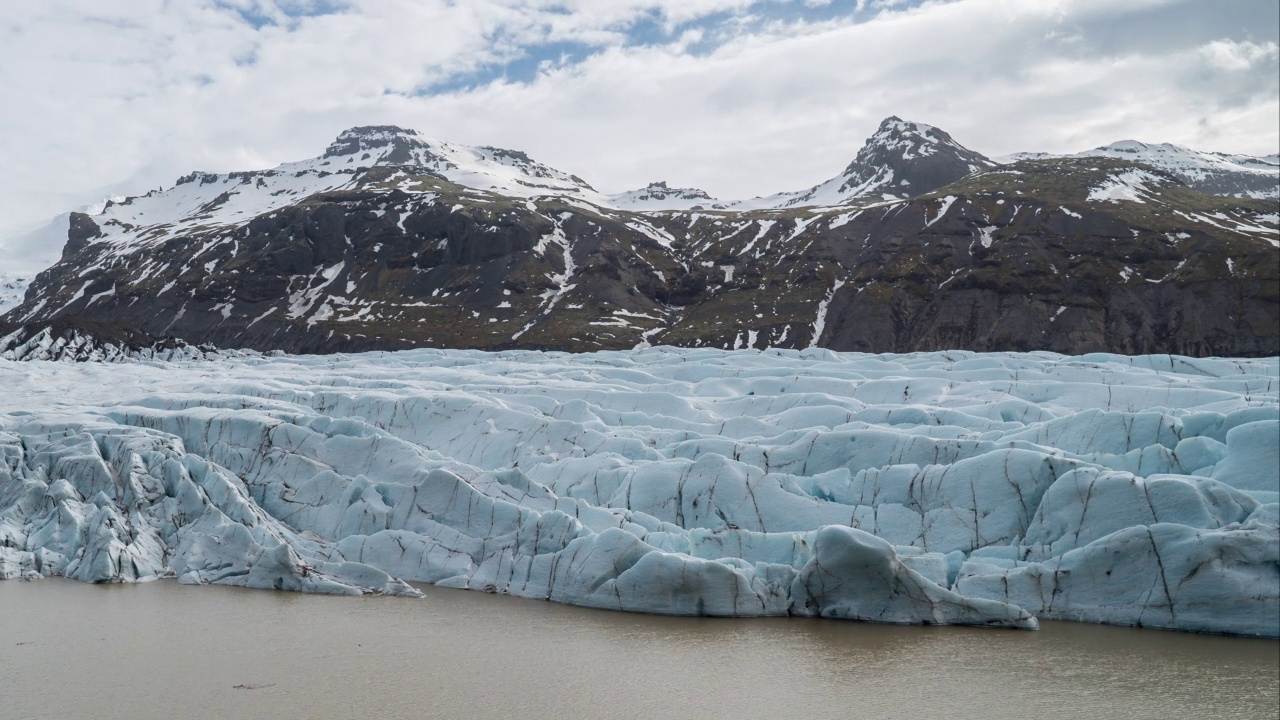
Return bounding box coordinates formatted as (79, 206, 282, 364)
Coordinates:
(0, 0, 1277, 270)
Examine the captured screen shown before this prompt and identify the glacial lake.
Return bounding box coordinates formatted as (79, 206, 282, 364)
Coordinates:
(2, 579, 1277, 720)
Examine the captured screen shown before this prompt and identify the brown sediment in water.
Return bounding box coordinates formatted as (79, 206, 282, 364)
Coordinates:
(2, 578, 1277, 720)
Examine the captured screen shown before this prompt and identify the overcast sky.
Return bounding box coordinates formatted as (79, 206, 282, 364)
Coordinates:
(1, 0, 1277, 268)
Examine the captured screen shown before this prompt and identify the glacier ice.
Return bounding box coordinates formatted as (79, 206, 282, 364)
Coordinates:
(0, 348, 1276, 635)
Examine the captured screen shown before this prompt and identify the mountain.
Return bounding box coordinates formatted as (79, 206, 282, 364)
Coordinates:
(606, 181, 719, 210)
(737, 117, 995, 209)
(319, 125, 599, 197)
(1005, 140, 1280, 199)
(3, 119, 1277, 357)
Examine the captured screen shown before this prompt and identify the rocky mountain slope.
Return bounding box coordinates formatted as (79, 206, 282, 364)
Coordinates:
(3, 118, 1277, 356)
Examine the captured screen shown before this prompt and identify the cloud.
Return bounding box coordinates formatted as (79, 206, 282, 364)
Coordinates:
(0, 0, 1276, 269)
(1200, 39, 1279, 72)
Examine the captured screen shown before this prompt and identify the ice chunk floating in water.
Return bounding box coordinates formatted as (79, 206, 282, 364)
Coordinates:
(0, 348, 1275, 635)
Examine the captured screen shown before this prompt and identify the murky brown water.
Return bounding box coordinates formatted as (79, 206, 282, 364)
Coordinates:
(1, 579, 1277, 720)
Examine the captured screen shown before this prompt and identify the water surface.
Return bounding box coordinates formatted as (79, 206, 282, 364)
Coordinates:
(2, 580, 1277, 720)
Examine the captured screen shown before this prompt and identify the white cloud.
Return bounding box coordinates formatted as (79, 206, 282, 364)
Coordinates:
(0, 0, 1276, 270)
(1200, 39, 1279, 72)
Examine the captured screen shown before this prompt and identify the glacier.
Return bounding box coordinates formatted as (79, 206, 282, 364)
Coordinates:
(0, 348, 1276, 636)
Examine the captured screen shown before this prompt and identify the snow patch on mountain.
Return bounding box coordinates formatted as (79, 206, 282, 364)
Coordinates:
(1085, 140, 1278, 188)
(1006, 140, 1280, 200)
(325, 125, 596, 197)
(1086, 168, 1163, 203)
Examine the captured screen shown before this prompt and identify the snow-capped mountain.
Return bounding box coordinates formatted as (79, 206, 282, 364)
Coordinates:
(3, 118, 1277, 357)
(69, 126, 609, 257)
(605, 181, 719, 210)
(1005, 140, 1279, 199)
(46, 125, 732, 263)
(322, 125, 599, 197)
(738, 117, 995, 209)
(17, 122, 1276, 263)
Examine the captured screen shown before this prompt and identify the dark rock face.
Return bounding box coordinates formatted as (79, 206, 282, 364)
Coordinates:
(1182, 170, 1279, 199)
(5, 124, 1277, 358)
(62, 212, 102, 259)
(814, 211, 1274, 357)
(323, 125, 434, 163)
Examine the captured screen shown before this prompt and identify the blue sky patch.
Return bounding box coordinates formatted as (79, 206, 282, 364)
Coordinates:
(216, 0, 348, 30)
(413, 0, 929, 95)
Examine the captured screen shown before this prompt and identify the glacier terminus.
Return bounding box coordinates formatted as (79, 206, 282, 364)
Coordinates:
(0, 347, 1276, 637)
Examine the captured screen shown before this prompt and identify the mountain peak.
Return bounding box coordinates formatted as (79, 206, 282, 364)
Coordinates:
(607, 180, 716, 209)
(324, 125, 432, 161)
(839, 117, 992, 198)
(863, 116, 965, 155)
(875, 115, 933, 135)
(338, 124, 421, 139)
(733, 117, 992, 209)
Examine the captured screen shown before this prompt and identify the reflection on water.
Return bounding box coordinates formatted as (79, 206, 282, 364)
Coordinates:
(1, 579, 1277, 720)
